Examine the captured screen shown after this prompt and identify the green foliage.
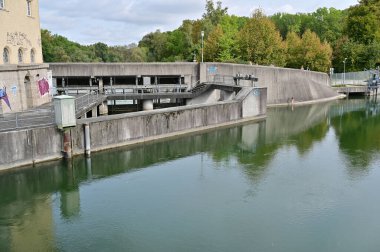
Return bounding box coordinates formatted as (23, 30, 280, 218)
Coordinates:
(237, 10, 286, 67)
(41, 0, 380, 72)
(203, 0, 228, 25)
(346, 0, 380, 44)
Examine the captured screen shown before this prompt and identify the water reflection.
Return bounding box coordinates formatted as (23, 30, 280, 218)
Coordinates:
(330, 99, 380, 177)
(0, 98, 380, 250)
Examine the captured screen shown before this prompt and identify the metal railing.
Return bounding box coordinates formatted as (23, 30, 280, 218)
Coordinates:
(0, 107, 55, 132)
(75, 93, 107, 117)
(207, 75, 235, 84)
(331, 71, 371, 86)
(0, 94, 106, 132)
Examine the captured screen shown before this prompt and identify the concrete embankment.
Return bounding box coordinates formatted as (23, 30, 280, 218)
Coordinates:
(0, 87, 266, 171)
(202, 63, 339, 105)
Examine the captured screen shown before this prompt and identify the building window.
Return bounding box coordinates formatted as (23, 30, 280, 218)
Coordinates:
(3, 48, 9, 64)
(0, 0, 5, 10)
(26, 0, 31, 16)
(30, 49, 35, 63)
(18, 48, 23, 63)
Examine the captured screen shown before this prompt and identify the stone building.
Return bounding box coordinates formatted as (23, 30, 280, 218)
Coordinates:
(0, 0, 50, 114)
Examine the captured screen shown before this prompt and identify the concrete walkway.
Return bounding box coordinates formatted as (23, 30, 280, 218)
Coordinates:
(0, 94, 106, 132)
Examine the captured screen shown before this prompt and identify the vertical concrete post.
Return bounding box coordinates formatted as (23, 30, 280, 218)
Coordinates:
(84, 123, 91, 157)
(99, 101, 108, 116)
(199, 63, 207, 83)
(63, 129, 72, 159)
(91, 107, 98, 118)
(143, 100, 154, 111)
(98, 78, 104, 94)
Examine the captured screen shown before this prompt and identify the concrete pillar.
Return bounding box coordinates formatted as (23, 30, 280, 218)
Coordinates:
(199, 63, 207, 83)
(84, 123, 91, 157)
(91, 107, 97, 118)
(99, 101, 108, 116)
(98, 78, 104, 94)
(142, 99, 154, 111)
(63, 130, 72, 159)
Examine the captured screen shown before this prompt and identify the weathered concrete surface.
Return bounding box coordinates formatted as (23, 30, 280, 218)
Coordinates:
(0, 126, 62, 171)
(0, 87, 267, 171)
(50, 62, 199, 89)
(0, 64, 51, 114)
(236, 87, 267, 118)
(186, 89, 223, 105)
(50, 62, 339, 106)
(204, 63, 338, 105)
(71, 87, 267, 154)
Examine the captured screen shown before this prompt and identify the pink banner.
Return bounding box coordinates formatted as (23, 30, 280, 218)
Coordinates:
(38, 78, 50, 96)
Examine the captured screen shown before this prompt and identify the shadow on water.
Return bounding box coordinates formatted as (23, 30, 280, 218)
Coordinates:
(1, 97, 380, 250)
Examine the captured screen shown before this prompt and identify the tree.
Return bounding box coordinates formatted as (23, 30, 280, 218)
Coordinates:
(237, 9, 286, 66)
(299, 30, 332, 72)
(94, 42, 109, 62)
(203, 0, 228, 26)
(346, 0, 380, 44)
(285, 31, 303, 68)
(204, 25, 224, 62)
(271, 13, 303, 38)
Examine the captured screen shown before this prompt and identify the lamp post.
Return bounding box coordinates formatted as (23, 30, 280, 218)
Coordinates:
(201, 31, 204, 63)
(343, 57, 347, 84)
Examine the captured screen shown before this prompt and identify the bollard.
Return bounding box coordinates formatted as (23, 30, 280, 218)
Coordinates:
(84, 123, 91, 157)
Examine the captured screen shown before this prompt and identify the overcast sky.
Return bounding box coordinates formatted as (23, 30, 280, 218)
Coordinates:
(39, 0, 358, 46)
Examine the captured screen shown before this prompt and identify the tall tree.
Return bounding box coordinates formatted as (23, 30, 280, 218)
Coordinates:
(203, 0, 228, 26)
(346, 0, 380, 43)
(237, 9, 286, 66)
(286, 31, 303, 68)
(300, 30, 332, 72)
(204, 25, 224, 62)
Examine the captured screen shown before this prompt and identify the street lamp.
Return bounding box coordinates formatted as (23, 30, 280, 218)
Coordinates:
(343, 57, 347, 84)
(201, 31, 204, 63)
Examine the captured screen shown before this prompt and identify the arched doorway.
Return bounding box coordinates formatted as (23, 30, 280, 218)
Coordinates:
(24, 74, 34, 109)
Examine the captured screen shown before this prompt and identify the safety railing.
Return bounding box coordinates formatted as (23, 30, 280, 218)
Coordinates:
(0, 107, 55, 132)
(331, 71, 371, 86)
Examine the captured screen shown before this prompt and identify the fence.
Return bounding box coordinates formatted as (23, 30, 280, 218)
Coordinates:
(331, 71, 371, 86)
(207, 75, 235, 84)
(0, 107, 55, 132)
(0, 94, 105, 132)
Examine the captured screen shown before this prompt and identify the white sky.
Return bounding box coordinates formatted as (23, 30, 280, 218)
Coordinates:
(39, 0, 359, 46)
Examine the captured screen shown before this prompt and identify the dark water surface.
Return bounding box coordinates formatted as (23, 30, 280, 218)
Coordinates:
(1, 98, 380, 252)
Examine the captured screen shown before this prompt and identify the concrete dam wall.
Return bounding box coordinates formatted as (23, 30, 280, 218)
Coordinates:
(202, 63, 338, 105)
(50, 62, 339, 105)
(0, 87, 267, 171)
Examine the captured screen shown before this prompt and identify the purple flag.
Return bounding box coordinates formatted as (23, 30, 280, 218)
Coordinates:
(0, 87, 11, 110)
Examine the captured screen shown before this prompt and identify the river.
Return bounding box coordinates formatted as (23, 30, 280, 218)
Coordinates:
(1, 98, 380, 252)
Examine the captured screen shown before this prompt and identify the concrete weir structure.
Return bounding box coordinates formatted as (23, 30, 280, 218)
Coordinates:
(50, 62, 340, 106)
(1, 62, 342, 171)
(0, 86, 266, 171)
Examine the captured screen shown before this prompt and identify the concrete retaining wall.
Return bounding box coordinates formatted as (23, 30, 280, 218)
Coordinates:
(0, 126, 62, 171)
(204, 63, 337, 105)
(0, 87, 267, 171)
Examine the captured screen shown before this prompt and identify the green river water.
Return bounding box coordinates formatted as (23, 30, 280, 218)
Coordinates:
(1, 98, 380, 252)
